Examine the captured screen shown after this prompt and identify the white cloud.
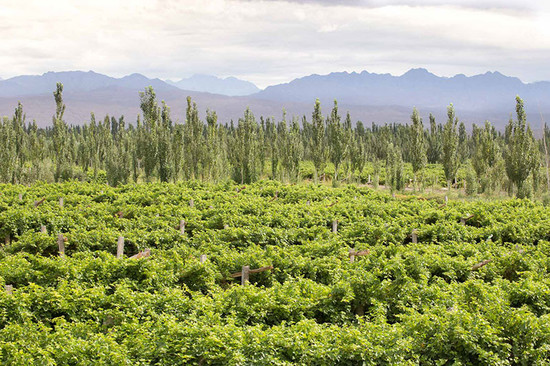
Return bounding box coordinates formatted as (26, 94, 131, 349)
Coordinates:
(0, 0, 548, 87)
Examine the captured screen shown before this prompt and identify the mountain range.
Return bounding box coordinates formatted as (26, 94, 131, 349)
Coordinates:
(0, 69, 548, 128)
(166, 74, 259, 96)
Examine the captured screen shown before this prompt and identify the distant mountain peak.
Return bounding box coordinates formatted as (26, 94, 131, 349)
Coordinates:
(168, 74, 260, 96)
(402, 68, 436, 78)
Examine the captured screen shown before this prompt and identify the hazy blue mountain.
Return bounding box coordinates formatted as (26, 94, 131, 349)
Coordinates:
(0, 69, 548, 128)
(167, 74, 260, 96)
(253, 68, 550, 114)
(0, 71, 178, 97)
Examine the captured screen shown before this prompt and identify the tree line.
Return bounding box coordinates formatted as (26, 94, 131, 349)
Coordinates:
(0, 83, 546, 198)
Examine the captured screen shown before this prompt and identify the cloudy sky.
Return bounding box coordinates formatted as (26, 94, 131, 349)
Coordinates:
(1, 0, 549, 88)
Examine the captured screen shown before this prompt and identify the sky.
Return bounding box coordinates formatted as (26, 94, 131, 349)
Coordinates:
(0, 0, 549, 88)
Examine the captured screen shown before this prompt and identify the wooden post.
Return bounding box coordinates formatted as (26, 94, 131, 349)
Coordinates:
(224, 224, 229, 230)
(200, 254, 207, 263)
(117, 236, 124, 259)
(40, 225, 47, 234)
(306, 200, 311, 206)
(368, 175, 371, 184)
(57, 234, 65, 257)
(445, 195, 448, 204)
(180, 220, 186, 235)
(241, 265, 250, 285)
(5, 285, 12, 295)
(18, 193, 22, 201)
(332, 220, 338, 233)
(349, 249, 355, 263)
(412, 229, 418, 244)
(59, 197, 64, 207)
(4, 234, 10, 245)
(189, 199, 194, 207)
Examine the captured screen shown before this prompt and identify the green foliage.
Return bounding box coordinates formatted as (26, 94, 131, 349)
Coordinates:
(442, 104, 460, 188)
(1, 182, 550, 362)
(504, 96, 538, 198)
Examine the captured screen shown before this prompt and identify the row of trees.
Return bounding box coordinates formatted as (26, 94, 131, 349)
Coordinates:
(0, 83, 544, 197)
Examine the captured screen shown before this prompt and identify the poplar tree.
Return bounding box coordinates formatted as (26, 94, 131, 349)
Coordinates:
(139, 87, 160, 181)
(327, 100, 346, 186)
(426, 113, 441, 164)
(409, 107, 426, 190)
(52, 83, 69, 181)
(386, 143, 404, 192)
(183, 97, 203, 180)
(442, 104, 460, 189)
(157, 101, 172, 182)
(504, 96, 538, 198)
(311, 99, 326, 183)
(472, 121, 499, 193)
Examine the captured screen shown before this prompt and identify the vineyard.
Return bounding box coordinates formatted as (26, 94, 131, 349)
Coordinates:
(0, 181, 549, 364)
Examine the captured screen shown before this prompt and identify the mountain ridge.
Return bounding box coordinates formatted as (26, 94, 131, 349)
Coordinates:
(0, 69, 548, 128)
(167, 74, 260, 96)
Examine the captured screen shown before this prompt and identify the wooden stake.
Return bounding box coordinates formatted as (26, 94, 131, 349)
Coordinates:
(18, 193, 22, 201)
(5, 285, 12, 295)
(241, 265, 250, 285)
(349, 248, 355, 263)
(189, 199, 194, 207)
(57, 234, 65, 257)
(224, 224, 229, 230)
(445, 195, 448, 204)
(180, 220, 186, 235)
(332, 220, 338, 233)
(306, 200, 311, 206)
(200, 254, 207, 263)
(40, 225, 47, 234)
(117, 236, 124, 259)
(412, 229, 418, 244)
(59, 197, 64, 207)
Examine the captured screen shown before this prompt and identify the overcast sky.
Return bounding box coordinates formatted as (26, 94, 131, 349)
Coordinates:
(1, 0, 549, 88)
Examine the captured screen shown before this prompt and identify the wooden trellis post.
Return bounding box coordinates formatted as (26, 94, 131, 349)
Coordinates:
(117, 236, 125, 259)
(306, 200, 311, 206)
(189, 199, 194, 207)
(332, 220, 338, 233)
(59, 197, 64, 207)
(200, 254, 207, 263)
(40, 225, 47, 234)
(57, 234, 65, 257)
(230, 265, 273, 285)
(445, 195, 448, 204)
(5, 285, 12, 295)
(241, 266, 250, 285)
(180, 220, 186, 234)
(349, 248, 356, 263)
(411, 229, 418, 244)
(18, 193, 22, 201)
(224, 224, 229, 230)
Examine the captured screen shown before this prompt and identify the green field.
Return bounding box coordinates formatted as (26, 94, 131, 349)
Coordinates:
(1, 181, 550, 365)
